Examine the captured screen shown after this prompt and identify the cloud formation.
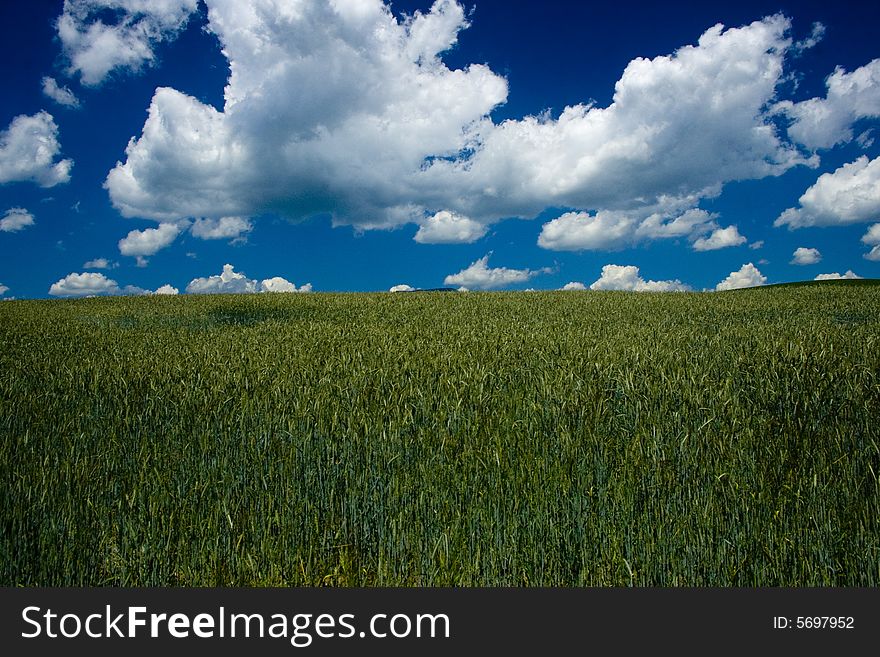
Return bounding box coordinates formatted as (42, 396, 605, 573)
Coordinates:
(56, 0, 200, 86)
(186, 264, 310, 294)
(390, 284, 416, 292)
(715, 263, 767, 290)
(414, 211, 487, 244)
(779, 59, 880, 150)
(692, 225, 747, 251)
(118, 222, 183, 257)
(791, 247, 821, 265)
(41, 76, 80, 108)
(0, 208, 35, 232)
(589, 264, 690, 292)
(190, 216, 252, 241)
(560, 281, 587, 290)
(775, 155, 880, 228)
(101, 4, 819, 254)
(443, 254, 546, 290)
(814, 270, 861, 280)
(0, 283, 8, 296)
(83, 257, 117, 269)
(48, 271, 180, 297)
(862, 224, 880, 261)
(0, 112, 73, 187)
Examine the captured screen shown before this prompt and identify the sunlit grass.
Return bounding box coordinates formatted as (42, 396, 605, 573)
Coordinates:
(1, 284, 878, 585)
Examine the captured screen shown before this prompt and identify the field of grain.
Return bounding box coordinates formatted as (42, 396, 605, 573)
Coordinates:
(1, 283, 879, 585)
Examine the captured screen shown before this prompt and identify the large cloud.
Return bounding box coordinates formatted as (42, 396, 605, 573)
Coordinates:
(715, 263, 766, 290)
(443, 255, 546, 290)
(778, 59, 880, 150)
(103, 4, 816, 247)
(56, 0, 200, 86)
(589, 265, 690, 292)
(0, 208, 35, 232)
(775, 155, 880, 228)
(0, 112, 73, 187)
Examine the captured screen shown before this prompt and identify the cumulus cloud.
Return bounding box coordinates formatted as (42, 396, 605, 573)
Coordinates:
(186, 263, 257, 295)
(83, 257, 117, 269)
(103, 6, 814, 251)
(715, 263, 767, 290)
(41, 76, 80, 108)
(791, 247, 821, 265)
(260, 277, 311, 293)
(49, 272, 119, 297)
(561, 281, 587, 290)
(48, 271, 177, 297)
(0, 112, 73, 187)
(779, 59, 880, 150)
(775, 155, 880, 228)
(413, 210, 487, 244)
(190, 216, 252, 241)
(56, 0, 200, 86)
(862, 224, 880, 261)
(443, 254, 546, 290)
(815, 270, 862, 280)
(0, 284, 8, 296)
(0, 208, 35, 232)
(589, 264, 690, 292)
(390, 284, 416, 292)
(118, 222, 182, 256)
(692, 225, 747, 251)
(185, 264, 310, 295)
(154, 284, 179, 295)
(538, 208, 742, 252)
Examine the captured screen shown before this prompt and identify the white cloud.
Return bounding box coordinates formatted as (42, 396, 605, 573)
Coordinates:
(589, 264, 690, 292)
(83, 257, 117, 269)
(538, 208, 734, 252)
(0, 208, 35, 232)
(791, 247, 821, 265)
(118, 222, 182, 256)
(186, 263, 257, 294)
(561, 281, 587, 290)
(56, 0, 200, 86)
(184, 264, 310, 295)
(692, 225, 747, 251)
(49, 272, 119, 297)
(863, 224, 880, 261)
(41, 76, 80, 108)
(413, 210, 487, 244)
(443, 254, 546, 290)
(715, 263, 767, 290)
(103, 7, 812, 248)
(190, 216, 253, 241)
(0, 284, 8, 296)
(154, 284, 179, 295)
(750, 240, 765, 249)
(390, 284, 416, 292)
(538, 211, 636, 251)
(815, 270, 862, 280)
(779, 59, 880, 150)
(0, 112, 73, 187)
(260, 277, 311, 293)
(775, 155, 880, 228)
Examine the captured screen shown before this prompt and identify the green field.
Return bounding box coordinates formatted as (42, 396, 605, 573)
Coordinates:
(1, 283, 879, 586)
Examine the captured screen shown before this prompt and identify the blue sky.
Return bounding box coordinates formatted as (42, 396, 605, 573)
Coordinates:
(1, 0, 879, 298)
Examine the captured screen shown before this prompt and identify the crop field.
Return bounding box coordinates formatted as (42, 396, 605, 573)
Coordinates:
(1, 282, 879, 586)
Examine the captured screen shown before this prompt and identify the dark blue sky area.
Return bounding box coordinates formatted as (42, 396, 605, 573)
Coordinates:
(1, 1, 878, 298)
